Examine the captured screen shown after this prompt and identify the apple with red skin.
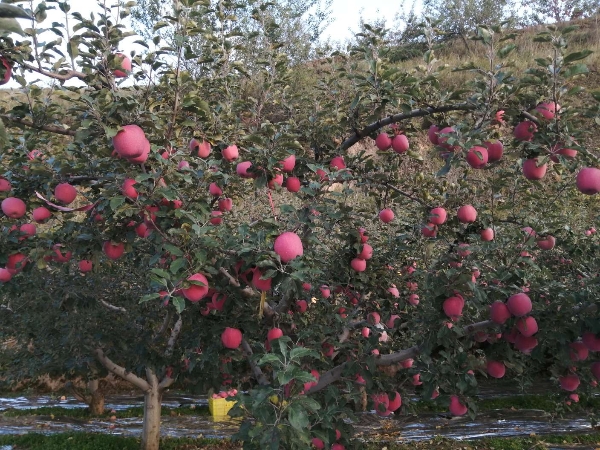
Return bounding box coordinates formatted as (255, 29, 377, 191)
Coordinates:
(457, 205, 477, 223)
(209, 183, 223, 197)
(78, 260, 93, 272)
(274, 231, 303, 263)
(408, 294, 419, 306)
(1, 197, 26, 218)
(582, 332, 600, 352)
(443, 296, 464, 321)
(591, 362, 600, 380)
(0, 177, 10, 191)
(236, 161, 254, 178)
(386, 314, 401, 328)
(135, 223, 151, 238)
(516, 316, 538, 337)
(484, 140, 503, 162)
(127, 138, 150, 163)
(550, 142, 577, 162)
(515, 334, 538, 353)
(480, 228, 494, 241)
(103, 241, 125, 260)
(177, 160, 190, 170)
(267, 328, 283, 342)
(113, 52, 131, 77)
(422, 223, 437, 237)
(371, 392, 389, 415)
(296, 300, 307, 313)
(7, 253, 27, 274)
(428, 124, 439, 144)
(221, 145, 239, 161)
(513, 120, 537, 141)
(280, 154, 296, 172)
(576, 167, 600, 195)
(316, 169, 328, 181)
(506, 292, 532, 317)
(209, 211, 223, 225)
(429, 207, 447, 225)
(311, 438, 325, 449)
(358, 243, 373, 260)
(361, 327, 370, 338)
(122, 179, 138, 199)
(251, 268, 272, 291)
(449, 395, 467, 416)
(351, 258, 366, 272)
(535, 101, 559, 120)
(466, 146, 488, 168)
(536, 235, 555, 250)
(490, 301, 511, 324)
(221, 327, 242, 349)
(522, 158, 547, 180)
(375, 133, 392, 150)
(569, 342, 589, 361)
(387, 392, 402, 411)
(391, 134, 409, 153)
(400, 359, 413, 368)
(0, 57, 12, 85)
(268, 173, 284, 189)
(379, 208, 394, 223)
(190, 138, 211, 157)
(330, 156, 346, 170)
(368, 312, 381, 325)
(285, 177, 301, 192)
(0, 268, 12, 282)
(18, 223, 36, 240)
(218, 198, 233, 212)
(320, 285, 330, 298)
(559, 374, 580, 391)
(112, 124, 146, 158)
(437, 126, 455, 149)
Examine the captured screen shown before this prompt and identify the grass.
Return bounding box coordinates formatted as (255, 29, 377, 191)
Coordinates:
(1, 405, 209, 419)
(1, 432, 600, 450)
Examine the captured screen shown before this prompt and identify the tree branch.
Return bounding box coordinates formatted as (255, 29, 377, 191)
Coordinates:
(21, 61, 86, 82)
(241, 339, 269, 386)
(340, 103, 476, 150)
(94, 348, 150, 392)
(164, 315, 182, 357)
(2, 115, 77, 136)
(158, 375, 176, 391)
(99, 299, 127, 313)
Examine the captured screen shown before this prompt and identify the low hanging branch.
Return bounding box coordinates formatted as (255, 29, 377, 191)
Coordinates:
(340, 103, 476, 151)
(21, 61, 87, 82)
(94, 348, 151, 392)
(306, 319, 494, 395)
(1, 115, 77, 136)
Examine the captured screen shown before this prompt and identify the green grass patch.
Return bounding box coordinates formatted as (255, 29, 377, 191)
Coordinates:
(1, 405, 209, 419)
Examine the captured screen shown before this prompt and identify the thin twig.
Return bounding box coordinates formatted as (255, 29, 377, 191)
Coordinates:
(99, 299, 127, 313)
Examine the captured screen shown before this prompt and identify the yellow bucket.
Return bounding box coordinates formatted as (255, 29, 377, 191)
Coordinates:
(208, 397, 236, 419)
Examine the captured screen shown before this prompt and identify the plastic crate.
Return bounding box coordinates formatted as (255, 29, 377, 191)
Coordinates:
(208, 397, 236, 419)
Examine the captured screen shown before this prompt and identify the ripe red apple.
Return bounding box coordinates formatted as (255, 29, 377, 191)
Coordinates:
(437, 126, 455, 149)
(209, 183, 222, 197)
(274, 231, 303, 263)
(190, 139, 211, 157)
(209, 211, 223, 225)
(506, 292, 532, 317)
(379, 208, 394, 223)
(320, 285, 330, 298)
(391, 134, 409, 154)
(296, 300, 307, 313)
(484, 140, 503, 162)
(422, 223, 437, 237)
(283, 176, 301, 193)
(372, 393, 390, 415)
(135, 223, 151, 238)
(127, 138, 150, 164)
(281, 154, 296, 172)
(485, 360, 506, 379)
(582, 332, 600, 352)
(218, 198, 233, 212)
(513, 121, 537, 141)
(112, 124, 147, 158)
(0, 267, 12, 282)
(221, 327, 242, 349)
(236, 161, 253, 178)
(316, 168, 328, 181)
(351, 257, 366, 272)
(386, 314, 401, 329)
(550, 142, 577, 162)
(113, 52, 132, 78)
(400, 359, 413, 368)
(457, 205, 477, 223)
(569, 342, 589, 361)
(361, 327, 370, 338)
(268, 173, 284, 189)
(0, 177, 10, 191)
(122, 179, 138, 199)
(251, 268, 272, 291)
(388, 391, 402, 411)
(368, 312, 381, 325)
(457, 243, 471, 258)
(522, 158, 547, 180)
(177, 160, 190, 170)
(429, 207, 447, 225)
(387, 285, 399, 297)
(536, 235, 555, 250)
(19, 223, 36, 240)
(591, 362, 600, 380)
(408, 294, 419, 306)
(375, 133, 392, 150)
(428, 125, 440, 144)
(182, 273, 209, 301)
(516, 316, 538, 337)
(103, 241, 124, 260)
(7, 253, 27, 274)
(412, 373, 422, 386)
(466, 146, 488, 168)
(311, 437, 325, 449)
(443, 296, 464, 321)
(490, 301, 511, 324)
(535, 101, 559, 120)
(358, 243, 373, 260)
(480, 228, 494, 241)
(330, 156, 346, 170)
(559, 374, 580, 391)
(221, 145, 239, 161)
(78, 260, 93, 273)
(267, 327, 283, 342)
(576, 167, 600, 195)
(449, 395, 467, 416)
(515, 334, 538, 354)
(303, 370, 320, 393)
(1, 197, 26, 219)
(0, 57, 12, 85)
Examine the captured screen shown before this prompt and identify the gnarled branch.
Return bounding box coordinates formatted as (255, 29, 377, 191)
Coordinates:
(94, 348, 150, 392)
(1, 115, 77, 136)
(21, 61, 86, 82)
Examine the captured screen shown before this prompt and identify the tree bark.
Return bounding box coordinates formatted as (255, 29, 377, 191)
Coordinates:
(88, 380, 105, 416)
(141, 370, 163, 450)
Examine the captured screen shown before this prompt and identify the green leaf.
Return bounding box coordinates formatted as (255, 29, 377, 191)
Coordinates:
(0, 17, 24, 35)
(257, 354, 281, 365)
(289, 347, 318, 361)
(173, 297, 185, 313)
(563, 63, 588, 78)
(287, 403, 309, 431)
(150, 268, 171, 279)
(0, 4, 33, 20)
(564, 50, 592, 64)
(497, 44, 516, 59)
(591, 90, 600, 102)
(140, 293, 160, 303)
(110, 196, 125, 211)
(169, 257, 186, 274)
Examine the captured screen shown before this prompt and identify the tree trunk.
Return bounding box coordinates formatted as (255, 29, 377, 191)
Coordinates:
(88, 380, 105, 416)
(141, 371, 162, 450)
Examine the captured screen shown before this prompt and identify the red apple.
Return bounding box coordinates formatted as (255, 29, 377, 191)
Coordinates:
(386, 314, 401, 329)
(286, 177, 301, 192)
(429, 207, 447, 225)
(320, 285, 330, 298)
(268, 173, 284, 189)
(0, 57, 12, 85)
(523, 158, 547, 180)
(19, 223, 36, 240)
(221, 327, 242, 349)
(274, 232, 303, 263)
(330, 156, 346, 170)
(535, 101, 559, 120)
(0, 267, 12, 282)
(190, 139, 211, 158)
(351, 257, 366, 272)
(490, 301, 511, 324)
(391, 134, 409, 154)
(379, 208, 394, 223)
(484, 140, 503, 162)
(375, 133, 392, 150)
(0, 177, 10, 191)
(221, 145, 239, 161)
(368, 312, 381, 325)
(559, 374, 580, 391)
(112, 124, 147, 158)
(78, 260, 93, 273)
(236, 161, 254, 178)
(515, 334, 538, 353)
(591, 362, 600, 380)
(506, 293, 532, 317)
(122, 179, 138, 199)
(457, 205, 477, 223)
(281, 154, 296, 172)
(513, 121, 537, 141)
(422, 223, 437, 237)
(569, 342, 589, 361)
(267, 327, 283, 342)
(388, 391, 402, 411)
(358, 243, 373, 260)
(536, 235, 555, 250)
(209, 183, 222, 197)
(466, 146, 488, 168)
(480, 228, 494, 241)
(408, 294, 419, 306)
(449, 395, 467, 416)
(103, 241, 124, 260)
(516, 316, 538, 337)
(7, 253, 27, 274)
(443, 296, 464, 321)
(182, 273, 209, 302)
(296, 300, 307, 313)
(218, 198, 233, 212)
(576, 167, 600, 195)
(428, 125, 440, 145)
(1, 197, 26, 219)
(113, 52, 131, 77)
(582, 332, 600, 352)
(209, 211, 222, 225)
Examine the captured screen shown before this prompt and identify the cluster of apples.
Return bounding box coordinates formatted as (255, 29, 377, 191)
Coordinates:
(311, 429, 345, 450)
(350, 228, 372, 272)
(371, 391, 402, 417)
(489, 292, 539, 354)
(211, 389, 238, 399)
